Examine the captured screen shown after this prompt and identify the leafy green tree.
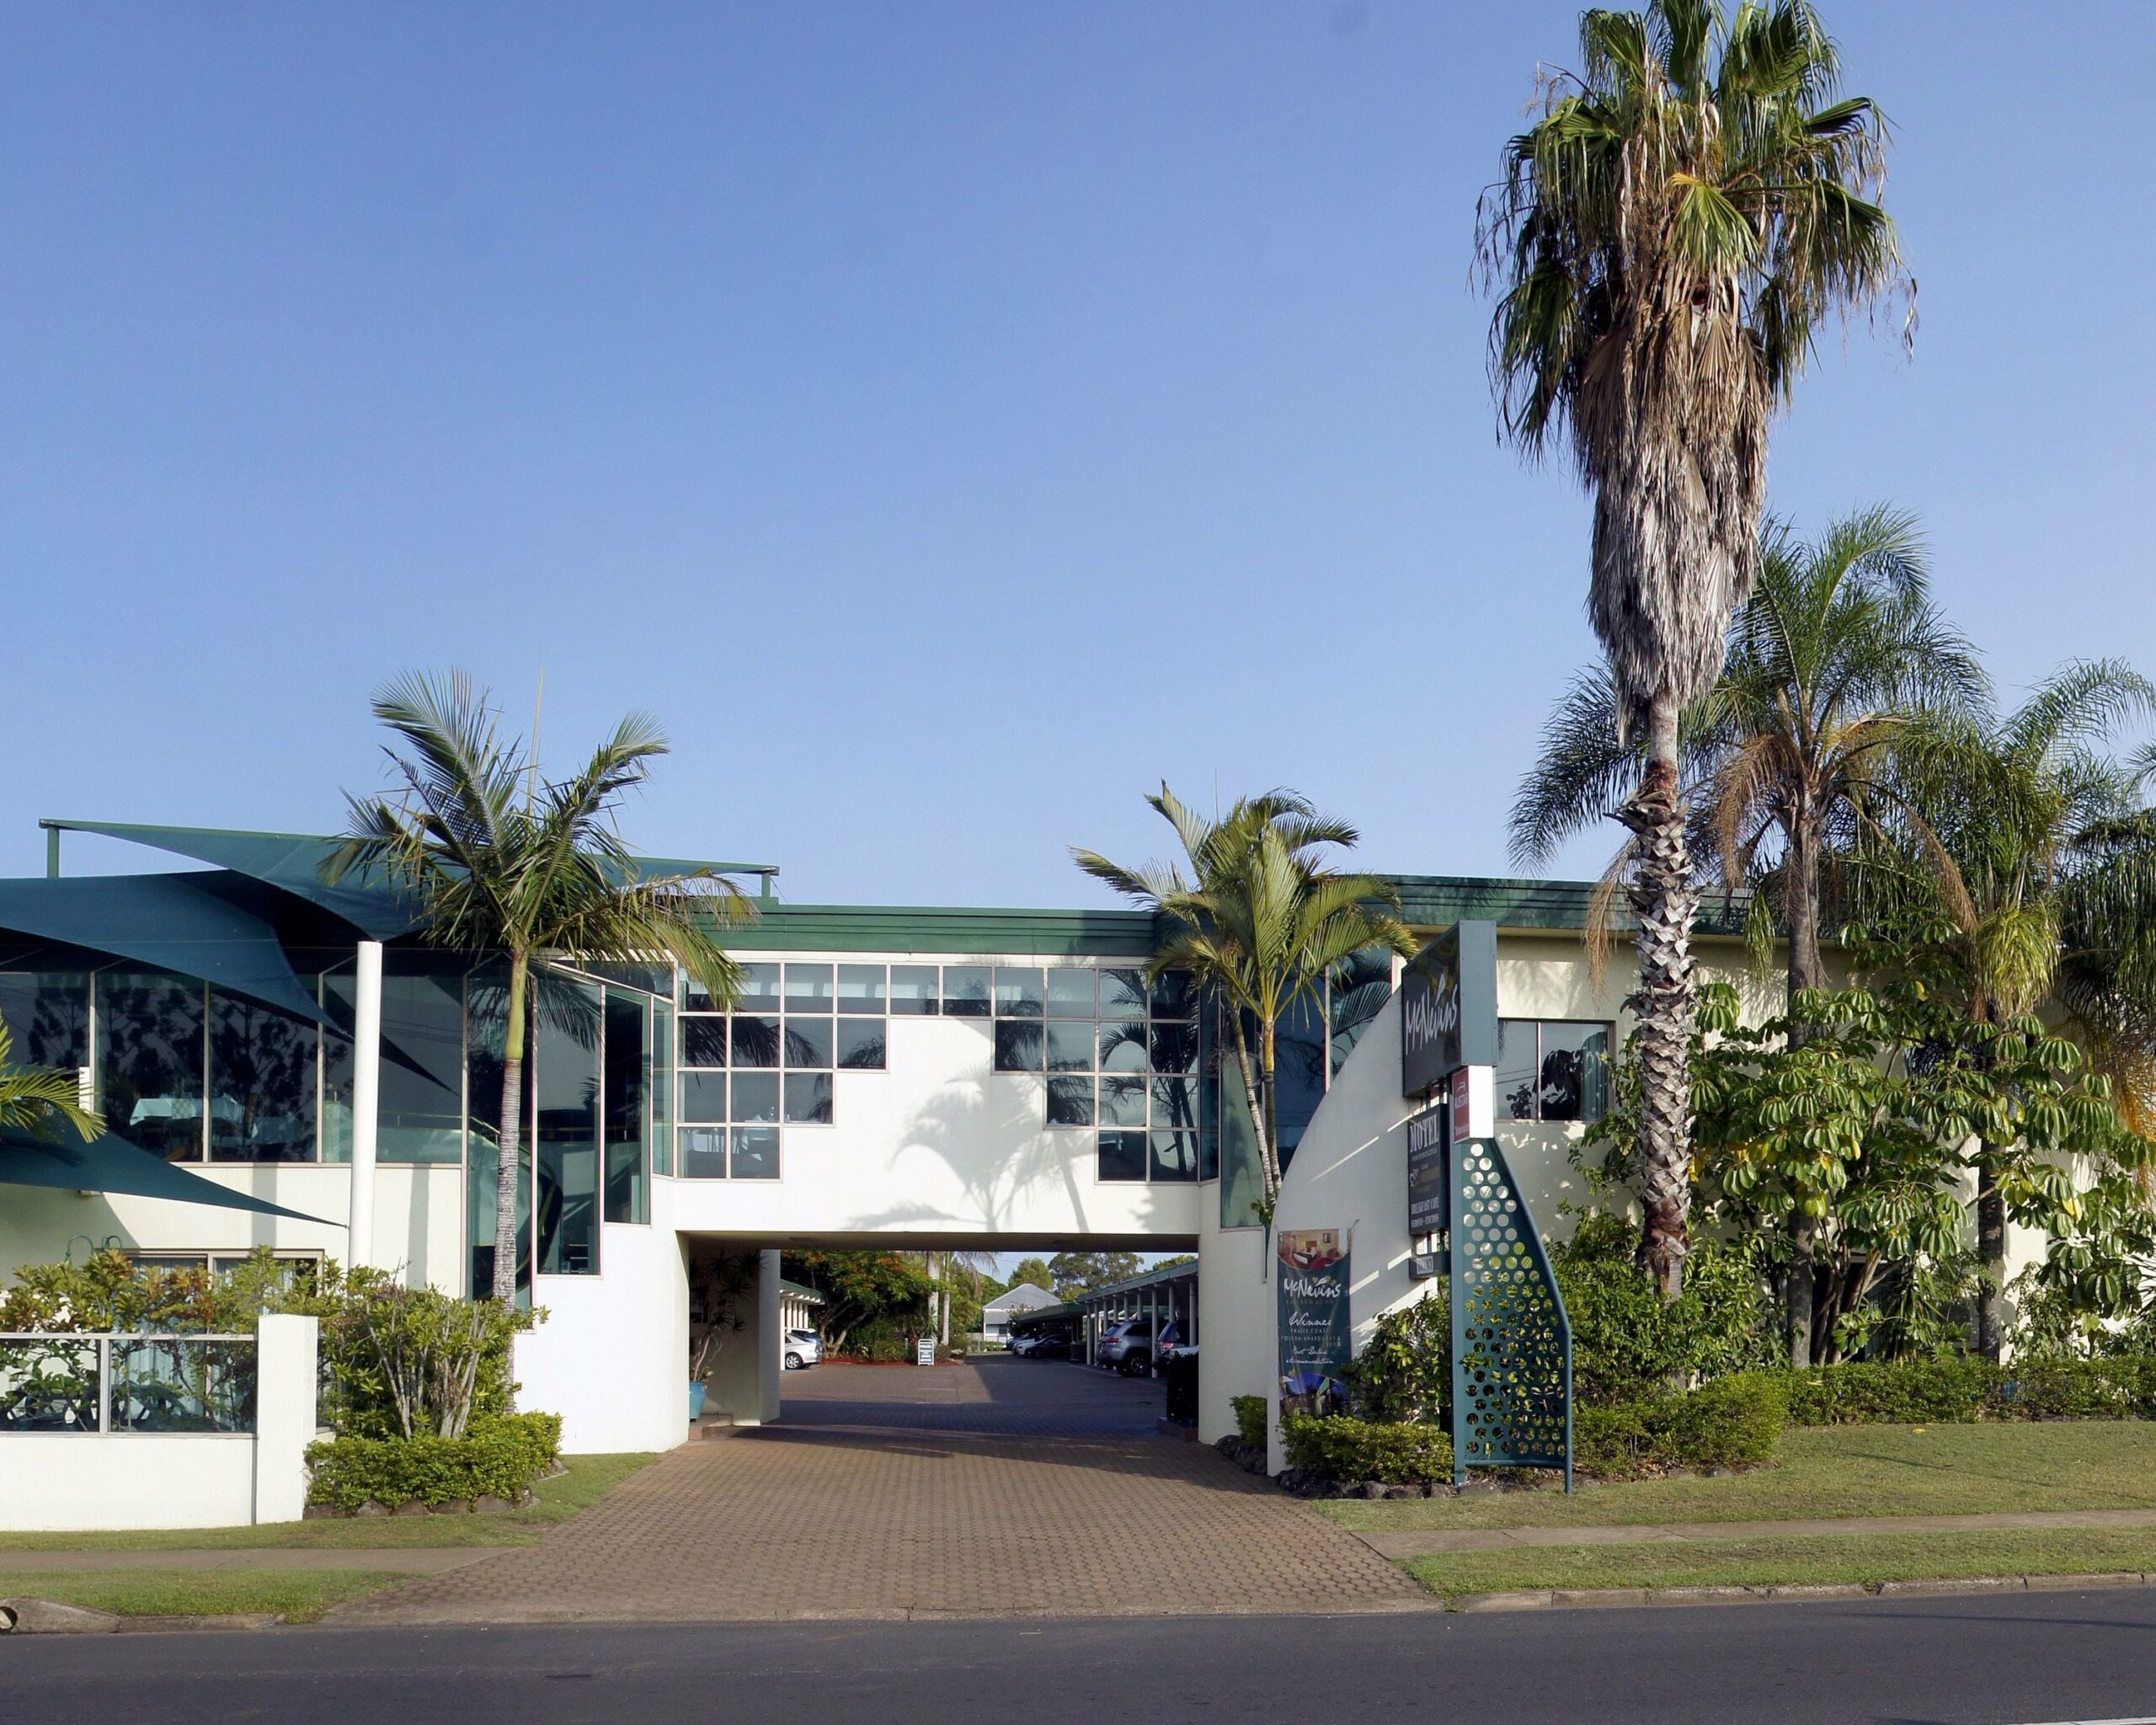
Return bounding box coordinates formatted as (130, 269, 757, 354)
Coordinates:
(1047, 1252, 1141, 1299)
(1075, 785, 1413, 1215)
(1481, 0, 1906, 1295)
(782, 1251, 931, 1356)
(1007, 1258, 1055, 1293)
(328, 671, 751, 1302)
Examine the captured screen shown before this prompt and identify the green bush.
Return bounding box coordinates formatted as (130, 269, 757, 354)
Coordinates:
(1342, 1295, 1449, 1424)
(1280, 1414, 1453, 1487)
(1774, 1356, 2156, 1425)
(305, 1412, 563, 1512)
(1575, 1373, 1787, 1478)
(1554, 1213, 1779, 1400)
(1230, 1394, 1267, 1450)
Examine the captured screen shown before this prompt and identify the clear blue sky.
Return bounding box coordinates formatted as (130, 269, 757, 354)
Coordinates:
(6, 3, 2150, 900)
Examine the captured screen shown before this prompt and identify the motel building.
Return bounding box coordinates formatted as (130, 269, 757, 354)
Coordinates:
(2, 814, 2018, 1474)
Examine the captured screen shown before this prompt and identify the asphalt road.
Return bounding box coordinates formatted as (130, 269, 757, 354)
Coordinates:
(7, 1589, 2156, 1725)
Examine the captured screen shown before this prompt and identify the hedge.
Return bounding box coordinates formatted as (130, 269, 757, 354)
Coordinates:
(1577, 1372, 1786, 1478)
(1280, 1415, 1454, 1486)
(306, 1412, 563, 1512)
(1774, 1356, 2156, 1426)
(1230, 1395, 1267, 1451)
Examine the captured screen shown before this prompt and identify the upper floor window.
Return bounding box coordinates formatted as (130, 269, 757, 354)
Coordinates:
(1497, 1019, 1612, 1124)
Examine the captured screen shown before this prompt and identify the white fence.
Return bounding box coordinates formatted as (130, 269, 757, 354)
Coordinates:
(0, 1313, 318, 1530)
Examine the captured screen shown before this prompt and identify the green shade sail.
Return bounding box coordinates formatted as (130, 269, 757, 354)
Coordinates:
(0, 1124, 334, 1225)
(0, 873, 326, 1023)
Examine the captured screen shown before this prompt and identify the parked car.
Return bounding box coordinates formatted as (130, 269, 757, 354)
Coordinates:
(1012, 1330, 1070, 1359)
(783, 1329, 823, 1370)
(1155, 1321, 1189, 1364)
(1097, 1317, 1157, 1376)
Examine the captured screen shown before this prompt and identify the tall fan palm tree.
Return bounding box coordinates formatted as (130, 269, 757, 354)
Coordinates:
(1073, 787, 1415, 1218)
(328, 671, 752, 1302)
(1860, 662, 2156, 1354)
(0, 1017, 100, 1141)
(1514, 506, 1983, 1354)
(1480, 0, 1907, 1294)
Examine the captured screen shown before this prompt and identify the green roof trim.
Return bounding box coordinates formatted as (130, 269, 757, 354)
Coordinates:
(1384, 874, 1753, 938)
(712, 903, 1162, 957)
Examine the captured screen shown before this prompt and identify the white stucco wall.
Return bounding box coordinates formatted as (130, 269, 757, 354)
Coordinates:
(515, 1222, 691, 1454)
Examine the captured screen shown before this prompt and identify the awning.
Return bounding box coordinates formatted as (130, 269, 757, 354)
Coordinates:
(0, 872, 326, 1023)
(0, 1125, 335, 1225)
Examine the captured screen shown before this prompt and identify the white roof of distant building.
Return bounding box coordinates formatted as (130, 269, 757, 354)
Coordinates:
(983, 1283, 1060, 1316)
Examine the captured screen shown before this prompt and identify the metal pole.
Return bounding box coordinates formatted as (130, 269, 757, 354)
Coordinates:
(45, 823, 60, 879)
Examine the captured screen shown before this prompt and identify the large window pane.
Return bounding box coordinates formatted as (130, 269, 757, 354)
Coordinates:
(782, 1018, 833, 1069)
(1097, 969, 1147, 1019)
(1327, 948, 1395, 1078)
(1149, 969, 1195, 1020)
(993, 1021, 1043, 1072)
(1148, 1023, 1198, 1076)
(993, 967, 1043, 1018)
(678, 1125, 725, 1179)
(1497, 1019, 1539, 1122)
(942, 965, 991, 1018)
(680, 1071, 727, 1123)
(1046, 969, 1095, 1017)
(783, 964, 834, 1014)
(1046, 1022, 1095, 1073)
(0, 970, 88, 1070)
(730, 1015, 780, 1068)
(326, 969, 467, 1166)
(680, 1016, 727, 1068)
(1150, 1129, 1198, 1182)
(730, 1071, 779, 1123)
(603, 990, 648, 1225)
(1046, 1075, 1094, 1127)
(1098, 1072, 1147, 1128)
(1536, 1021, 1611, 1124)
(535, 978, 600, 1275)
(783, 1073, 832, 1124)
(732, 963, 782, 1012)
(649, 1000, 674, 1177)
(1097, 1130, 1147, 1182)
(730, 1125, 780, 1180)
(835, 1019, 886, 1070)
(837, 964, 887, 1016)
(207, 993, 316, 1162)
(1150, 1074, 1197, 1135)
(97, 971, 205, 1162)
(889, 965, 940, 1016)
(1097, 1023, 1147, 1073)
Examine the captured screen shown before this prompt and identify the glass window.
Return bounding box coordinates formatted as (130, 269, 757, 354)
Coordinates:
(680, 1016, 727, 1068)
(1149, 969, 1195, 1020)
(372, 973, 466, 1164)
(993, 1021, 1043, 1072)
(730, 1071, 779, 1124)
(96, 971, 205, 1162)
(836, 964, 887, 1016)
(464, 966, 532, 1304)
(730, 1124, 780, 1180)
(836, 1019, 887, 1070)
(1097, 1023, 1147, 1073)
(207, 992, 316, 1162)
(678, 1125, 725, 1179)
(1098, 1072, 1147, 1127)
(734, 963, 782, 1012)
(680, 1071, 728, 1123)
(650, 999, 674, 1178)
(1150, 1074, 1197, 1135)
(1497, 1019, 1540, 1122)
(993, 966, 1044, 1018)
(1097, 969, 1147, 1019)
(889, 965, 940, 1016)
(1328, 948, 1395, 1078)
(1150, 1129, 1198, 1182)
(1046, 1075, 1094, 1127)
(942, 965, 991, 1018)
(783, 964, 834, 1014)
(535, 976, 600, 1275)
(730, 1015, 780, 1068)
(0, 970, 88, 1070)
(1097, 1130, 1147, 1182)
(783, 1072, 833, 1124)
(1148, 1022, 1198, 1076)
(782, 1018, 833, 1069)
(1046, 968, 1095, 1017)
(1046, 1021, 1094, 1073)
(1535, 1021, 1611, 1123)
(603, 990, 648, 1225)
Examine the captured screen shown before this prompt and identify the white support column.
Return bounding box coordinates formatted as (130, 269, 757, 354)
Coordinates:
(349, 941, 383, 1273)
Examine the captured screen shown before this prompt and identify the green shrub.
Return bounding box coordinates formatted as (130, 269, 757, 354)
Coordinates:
(1342, 1295, 1449, 1424)
(1575, 1373, 1786, 1478)
(1774, 1356, 2156, 1425)
(1280, 1414, 1453, 1486)
(1230, 1394, 1267, 1450)
(1554, 1214, 1778, 1400)
(305, 1411, 562, 1512)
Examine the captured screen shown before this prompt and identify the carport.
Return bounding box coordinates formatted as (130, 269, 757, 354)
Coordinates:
(1007, 1258, 1198, 1370)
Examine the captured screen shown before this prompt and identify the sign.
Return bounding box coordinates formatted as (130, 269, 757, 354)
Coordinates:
(1406, 1102, 1449, 1237)
(1449, 1065, 1493, 1143)
(915, 1335, 937, 1366)
(1277, 1228, 1352, 1419)
(1400, 921, 1499, 1095)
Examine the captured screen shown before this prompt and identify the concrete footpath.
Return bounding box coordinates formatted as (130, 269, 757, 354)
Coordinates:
(1350, 1504, 2156, 1558)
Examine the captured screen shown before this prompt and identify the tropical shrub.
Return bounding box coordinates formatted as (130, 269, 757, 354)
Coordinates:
(1342, 1294, 1449, 1424)
(1279, 1414, 1453, 1487)
(1775, 1356, 2156, 1425)
(305, 1411, 561, 1512)
(1576, 1373, 1787, 1478)
(1555, 1212, 1778, 1398)
(1230, 1394, 1267, 1450)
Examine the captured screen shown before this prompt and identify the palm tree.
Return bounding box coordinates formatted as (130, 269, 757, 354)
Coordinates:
(1860, 662, 2156, 1354)
(1073, 786, 1415, 1218)
(0, 1017, 100, 1141)
(1480, 0, 1907, 1295)
(328, 671, 753, 1302)
(1515, 506, 1984, 1356)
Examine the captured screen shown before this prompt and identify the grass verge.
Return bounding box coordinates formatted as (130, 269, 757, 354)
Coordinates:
(1406, 1529, 2156, 1605)
(1316, 1423, 2156, 1532)
(0, 1568, 400, 1623)
(0, 1453, 656, 1552)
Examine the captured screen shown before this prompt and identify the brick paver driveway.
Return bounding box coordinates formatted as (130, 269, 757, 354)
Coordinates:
(339, 1356, 1429, 1624)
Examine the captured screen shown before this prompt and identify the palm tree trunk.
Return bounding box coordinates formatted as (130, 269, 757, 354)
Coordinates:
(1785, 815, 1822, 1365)
(492, 953, 529, 1304)
(1223, 1009, 1273, 1212)
(1617, 705, 1700, 1301)
(1975, 1157, 2006, 1360)
(1259, 1018, 1281, 1204)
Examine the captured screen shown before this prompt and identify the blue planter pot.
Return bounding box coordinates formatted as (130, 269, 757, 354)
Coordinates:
(688, 1381, 707, 1422)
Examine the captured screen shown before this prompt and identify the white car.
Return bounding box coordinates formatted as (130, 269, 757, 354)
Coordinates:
(784, 1329, 823, 1370)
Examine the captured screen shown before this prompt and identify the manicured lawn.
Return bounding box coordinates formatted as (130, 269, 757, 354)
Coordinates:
(0, 1568, 400, 1622)
(1406, 1529, 2156, 1605)
(1315, 1423, 2156, 1532)
(0, 1452, 656, 1552)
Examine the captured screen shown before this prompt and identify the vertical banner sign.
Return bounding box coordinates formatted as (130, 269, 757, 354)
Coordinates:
(1277, 1229, 1353, 1418)
(1405, 1103, 1449, 1238)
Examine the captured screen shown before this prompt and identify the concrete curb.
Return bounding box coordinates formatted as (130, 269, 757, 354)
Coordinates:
(0, 1597, 286, 1635)
(1449, 1572, 2156, 1612)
